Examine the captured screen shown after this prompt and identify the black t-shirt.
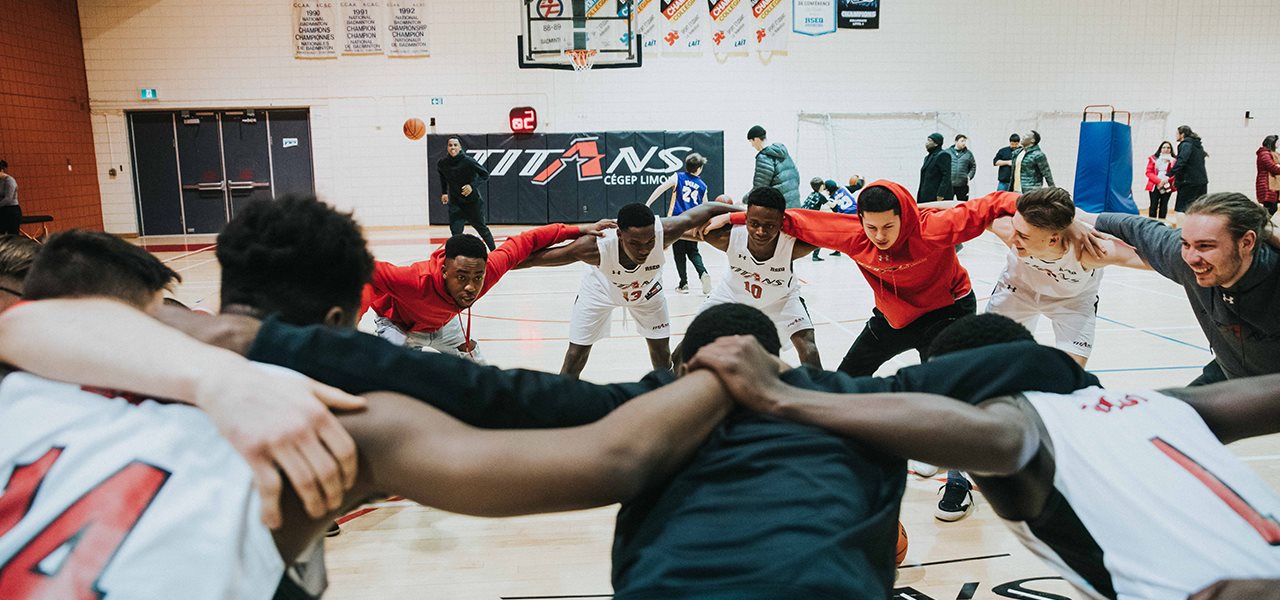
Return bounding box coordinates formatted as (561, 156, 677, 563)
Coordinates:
(994, 146, 1015, 183)
(247, 321, 1100, 598)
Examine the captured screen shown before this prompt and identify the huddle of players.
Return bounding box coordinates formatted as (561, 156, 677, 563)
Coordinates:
(1, 165, 1279, 597)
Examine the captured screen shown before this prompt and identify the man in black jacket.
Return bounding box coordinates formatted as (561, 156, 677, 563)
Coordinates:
(1170, 125, 1210, 222)
(918, 132, 952, 203)
(993, 133, 1020, 191)
(437, 137, 496, 250)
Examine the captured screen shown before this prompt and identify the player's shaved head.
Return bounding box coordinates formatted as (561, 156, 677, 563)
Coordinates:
(679, 303, 781, 366)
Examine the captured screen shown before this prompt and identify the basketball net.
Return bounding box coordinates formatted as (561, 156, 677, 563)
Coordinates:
(564, 49, 598, 72)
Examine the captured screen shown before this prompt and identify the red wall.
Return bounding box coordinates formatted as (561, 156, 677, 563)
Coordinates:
(0, 0, 103, 233)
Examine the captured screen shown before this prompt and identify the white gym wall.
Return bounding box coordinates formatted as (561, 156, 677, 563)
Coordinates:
(81, 0, 1280, 233)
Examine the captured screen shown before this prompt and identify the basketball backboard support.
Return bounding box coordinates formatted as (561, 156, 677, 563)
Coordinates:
(518, 0, 642, 70)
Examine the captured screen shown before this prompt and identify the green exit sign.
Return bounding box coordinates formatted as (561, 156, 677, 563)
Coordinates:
(140, 88, 158, 100)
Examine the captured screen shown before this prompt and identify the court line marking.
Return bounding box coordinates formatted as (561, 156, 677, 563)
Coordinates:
(501, 595, 611, 600)
(1241, 454, 1280, 462)
(1094, 315, 1211, 353)
(153, 244, 216, 264)
(172, 257, 220, 274)
(1086, 365, 1203, 373)
(897, 552, 1012, 570)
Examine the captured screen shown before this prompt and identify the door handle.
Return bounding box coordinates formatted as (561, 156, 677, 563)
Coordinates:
(181, 181, 227, 192)
(227, 180, 270, 191)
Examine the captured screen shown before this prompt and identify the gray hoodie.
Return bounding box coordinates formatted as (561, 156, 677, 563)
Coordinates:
(1097, 213, 1280, 379)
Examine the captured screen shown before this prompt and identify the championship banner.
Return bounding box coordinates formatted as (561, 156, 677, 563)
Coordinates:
(635, 0, 660, 52)
(426, 131, 725, 225)
(659, 0, 708, 54)
(792, 0, 836, 36)
(586, 0, 631, 52)
(752, 0, 789, 53)
(385, 0, 430, 56)
(708, 0, 750, 55)
(837, 0, 879, 29)
(293, 1, 338, 58)
(341, 1, 385, 55)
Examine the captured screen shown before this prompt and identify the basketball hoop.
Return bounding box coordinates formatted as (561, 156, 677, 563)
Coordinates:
(564, 49, 598, 72)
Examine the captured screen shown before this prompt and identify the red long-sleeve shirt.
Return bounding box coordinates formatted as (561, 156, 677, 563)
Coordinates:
(730, 180, 1019, 328)
(362, 223, 580, 332)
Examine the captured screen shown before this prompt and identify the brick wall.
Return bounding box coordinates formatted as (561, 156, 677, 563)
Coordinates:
(0, 0, 103, 232)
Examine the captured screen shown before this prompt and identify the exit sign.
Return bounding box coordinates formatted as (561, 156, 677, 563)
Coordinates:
(140, 88, 158, 100)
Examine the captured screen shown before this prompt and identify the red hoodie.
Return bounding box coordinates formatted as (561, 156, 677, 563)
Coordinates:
(730, 180, 1019, 328)
(361, 223, 580, 332)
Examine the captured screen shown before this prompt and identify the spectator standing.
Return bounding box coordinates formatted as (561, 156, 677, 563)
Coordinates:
(1012, 130, 1054, 193)
(747, 125, 801, 208)
(918, 133, 953, 203)
(945, 135, 976, 201)
(803, 177, 830, 261)
(1169, 125, 1209, 226)
(992, 134, 1020, 191)
(437, 137, 496, 250)
(0, 160, 20, 236)
(1256, 134, 1280, 216)
(1146, 141, 1177, 219)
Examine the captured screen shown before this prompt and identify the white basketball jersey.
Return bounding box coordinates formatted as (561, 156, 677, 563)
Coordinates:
(584, 215, 666, 305)
(0, 373, 283, 599)
(999, 243, 1102, 301)
(1007, 387, 1280, 600)
(708, 225, 800, 307)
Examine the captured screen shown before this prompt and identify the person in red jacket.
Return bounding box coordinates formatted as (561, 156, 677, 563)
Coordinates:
(1256, 135, 1280, 215)
(727, 180, 1099, 376)
(1146, 141, 1177, 219)
(363, 221, 613, 361)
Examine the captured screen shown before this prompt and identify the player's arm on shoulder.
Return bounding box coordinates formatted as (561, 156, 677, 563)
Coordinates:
(337, 370, 730, 518)
(662, 201, 741, 244)
(698, 217, 733, 251)
(0, 298, 364, 529)
(687, 336, 1039, 476)
(1160, 374, 1280, 444)
(517, 235, 600, 269)
(1084, 238, 1151, 270)
(790, 240, 821, 260)
(988, 216, 1015, 246)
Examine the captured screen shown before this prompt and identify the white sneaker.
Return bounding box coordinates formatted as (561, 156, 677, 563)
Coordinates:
(934, 476, 975, 522)
(700, 273, 712, 295)
(676, 284, 690, 294)
(909, 460, 939, 478)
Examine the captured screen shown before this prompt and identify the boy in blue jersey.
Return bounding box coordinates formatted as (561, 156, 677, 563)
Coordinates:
(803, 178, 830, 261)
(646, 153, 713, 294)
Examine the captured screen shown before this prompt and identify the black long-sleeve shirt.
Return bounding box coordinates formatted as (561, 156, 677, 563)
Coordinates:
(435, 154, 489, 203)
(246, 319, 1098, 599)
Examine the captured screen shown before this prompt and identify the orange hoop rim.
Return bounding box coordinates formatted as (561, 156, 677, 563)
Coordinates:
(563, 49, 599, 71)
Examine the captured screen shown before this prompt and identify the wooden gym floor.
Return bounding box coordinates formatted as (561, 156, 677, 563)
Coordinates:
(153, 224, 1280, 599)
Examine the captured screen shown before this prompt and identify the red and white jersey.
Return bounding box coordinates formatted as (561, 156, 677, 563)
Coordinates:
(1006, 387, 1280, 600)
(998, 241, 1102, 301)
(0, 372, 283, 599)
(583, 215, 666, 306)
(707, 225, 800, 308)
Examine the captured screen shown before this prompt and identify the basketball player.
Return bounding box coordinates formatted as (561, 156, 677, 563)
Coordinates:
(0, 235, 39, 312)
(519, 201, 738, 377)
(984, 187, 1148, 367)
(364, 219, 614, 361)
(645, 152, 715, 294)
(1076, 192, 1280, 386)
(695, 186, 823, 367)
(0, 197, 734, 598)
(723, 180, 1101, 375)
(689, 313, 1280, 600)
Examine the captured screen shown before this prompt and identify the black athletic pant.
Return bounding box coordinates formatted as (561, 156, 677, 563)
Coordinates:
(447, 199, 495, 250)
(1187, 359, 1227, 387)
(837, 291, 977, 376)
(671, 239, 707, 287)
(1265, 203, 1278, 216)
(1148, 190, 1172, 219)
(0, 205, 21, 236)
(952, 183, 969, 202)
(1174, 184, 1207, 213)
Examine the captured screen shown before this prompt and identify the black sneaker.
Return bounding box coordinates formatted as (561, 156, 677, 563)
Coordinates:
(811, 254, 825, 262)
(326, 521, 341, 537)
(934, 476, 974, 522)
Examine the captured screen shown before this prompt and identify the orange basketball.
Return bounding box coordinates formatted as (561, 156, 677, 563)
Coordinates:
(849, 174, 863, 189)
(403, 117, 426, 141)
(715, 194, 733, 204)
(895, 521, 909, 566)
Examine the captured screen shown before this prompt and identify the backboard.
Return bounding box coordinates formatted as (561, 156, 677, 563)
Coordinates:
(518, 0, 642, 70)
